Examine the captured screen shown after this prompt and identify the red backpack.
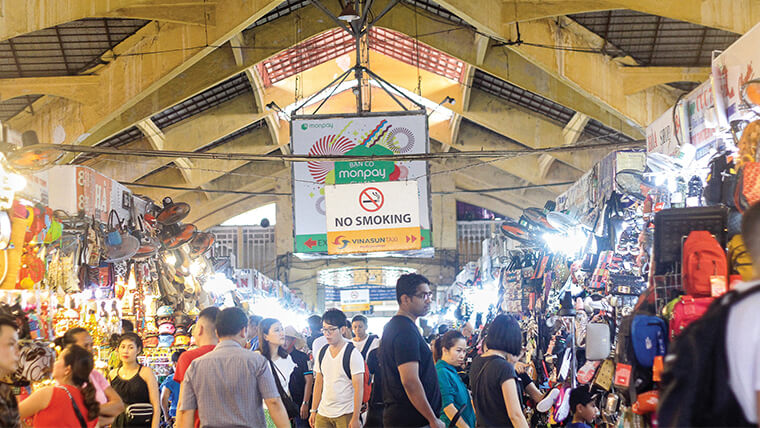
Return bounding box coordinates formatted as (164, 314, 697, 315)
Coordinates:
(682, 231, 727, 297)
(669, 295, 713, 339)
(319, 341, 372, 407)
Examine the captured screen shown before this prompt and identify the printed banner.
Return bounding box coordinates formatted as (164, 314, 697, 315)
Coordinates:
(340, 289, 370, 311)
(291, 112, 431, 254)
(325, 285, 397, 307)
(645, 106, 682, 156)
(685, 80, 719, 160)
(325, 181, 421, 254)
(712, 23, 760, 125)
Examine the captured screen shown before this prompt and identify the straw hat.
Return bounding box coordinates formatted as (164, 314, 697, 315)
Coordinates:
(283, 326, 306, 350)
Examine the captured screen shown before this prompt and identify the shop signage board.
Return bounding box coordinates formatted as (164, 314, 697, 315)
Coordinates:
(645, 106, 686, 157)
(291, 112, 432, 255)
(325, 285, 397, 310)
(325, 180, 421, 254)
(685, 80, 719, 160)
(712, 22, 760, 126)
(45, 166, 133, 223)
(339, 289, 370, 311)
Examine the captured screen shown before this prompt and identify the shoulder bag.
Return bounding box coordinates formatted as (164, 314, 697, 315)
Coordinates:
(56, 386, 87, 428)
(268, 359, 300, 419)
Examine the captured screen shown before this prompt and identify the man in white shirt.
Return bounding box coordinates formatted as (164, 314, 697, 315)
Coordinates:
(310, 309, 364, 428)
(351, 315, 379, 359)
(727, 202, 760, 425)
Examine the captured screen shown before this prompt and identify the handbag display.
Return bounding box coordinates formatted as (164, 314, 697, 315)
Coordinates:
(586, 322, 611, 360)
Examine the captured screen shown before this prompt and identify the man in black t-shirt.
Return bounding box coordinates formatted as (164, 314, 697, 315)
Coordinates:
(283, 326, 313, 428)
(379, 274, 443, 428)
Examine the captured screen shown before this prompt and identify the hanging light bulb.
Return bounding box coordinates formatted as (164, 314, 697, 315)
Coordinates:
(339, 0, 360, 21)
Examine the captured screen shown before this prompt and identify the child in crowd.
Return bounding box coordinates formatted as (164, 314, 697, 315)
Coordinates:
(567, 387, 598, 428)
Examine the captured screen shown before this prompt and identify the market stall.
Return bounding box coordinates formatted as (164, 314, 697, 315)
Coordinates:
(435, 20, 760, 421)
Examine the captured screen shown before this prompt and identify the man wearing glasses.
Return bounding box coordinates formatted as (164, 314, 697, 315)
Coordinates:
(379, 274, 443, 428)
(309, 309, 365, 428)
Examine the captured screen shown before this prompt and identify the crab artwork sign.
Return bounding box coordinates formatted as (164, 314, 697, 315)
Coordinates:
(325, 181, 421, 255)
(291, 112, 432, 255)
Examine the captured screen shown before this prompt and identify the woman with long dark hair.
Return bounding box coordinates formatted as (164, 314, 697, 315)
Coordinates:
(257, 318, 300, 426)
(109, 333, 160, 428)
(434, 330, 476, 428)
(469, 315, 529, 428)
(57, 327, 125, 424)
(18, 344, 100, 427)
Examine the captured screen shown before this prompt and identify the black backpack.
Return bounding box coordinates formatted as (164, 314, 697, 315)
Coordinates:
(658, 283, 760, 427)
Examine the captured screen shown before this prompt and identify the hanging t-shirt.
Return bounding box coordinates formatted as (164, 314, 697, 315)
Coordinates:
(314, 341, 364, 418)
(469, 355, 522, 428)
(379, 315, 441, 427)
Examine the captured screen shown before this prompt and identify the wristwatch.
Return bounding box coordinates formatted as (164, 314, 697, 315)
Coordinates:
(310, 409, 318, 414)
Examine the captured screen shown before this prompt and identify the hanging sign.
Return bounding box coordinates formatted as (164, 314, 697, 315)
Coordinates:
(45, 166, 133, 223)
(291, 112, 431, 255)
(646, 106, 682, 156)
(685, 80, 719, 160)
(325, 181, 421, 254)
(340, 289, 371, 311)
(712, 22, 760, 126)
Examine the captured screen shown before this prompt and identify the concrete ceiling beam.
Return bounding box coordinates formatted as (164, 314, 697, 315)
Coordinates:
(101, 3, 216, 26)
(0, 75, 100, 104)
(8, 0, 282, 160)
(87, 92, 266, 182)
(620, 66, 712, 95)
(135, 118, 165, 150)
(434, 0, 756, 35)
(563, 112, 590, 146)
(0, 1, 219, 41)
(130, 125, 274, 201)
(183, 165, 289, 228)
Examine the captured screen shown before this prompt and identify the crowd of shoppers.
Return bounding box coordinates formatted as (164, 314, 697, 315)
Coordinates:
(2, 201, 760, 428)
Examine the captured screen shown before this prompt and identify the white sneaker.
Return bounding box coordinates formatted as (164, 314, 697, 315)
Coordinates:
(555, 387, 571, 422)
(536, 388, 560, 413)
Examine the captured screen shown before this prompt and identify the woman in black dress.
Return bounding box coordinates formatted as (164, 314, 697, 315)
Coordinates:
(109, 333, 160, 428)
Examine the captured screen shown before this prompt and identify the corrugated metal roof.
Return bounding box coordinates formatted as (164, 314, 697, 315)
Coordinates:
(150, 73, 252, 130)
(0, 95, 42, 121)
(73, 125, 144, 164)
(0, 18, 148, 78)
(400, 0, 473, 28)
(246, 0, 471, 31)
(473, 69, 575, 125)
(195, 119, 267, 153)
(248, 0, 312, 30)
(473, 69, 634, 144)
(569, 10, 739, 67)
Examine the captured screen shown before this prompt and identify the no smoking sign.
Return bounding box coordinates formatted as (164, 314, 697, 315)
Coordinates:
(359, 187, 384, 212)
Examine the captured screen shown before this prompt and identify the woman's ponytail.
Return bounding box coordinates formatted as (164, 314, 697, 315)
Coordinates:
(62, 344, 101, 421)
(80, 381, 100, 421)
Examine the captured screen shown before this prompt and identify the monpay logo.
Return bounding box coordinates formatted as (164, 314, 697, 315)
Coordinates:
(300, 122, 334, 130)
